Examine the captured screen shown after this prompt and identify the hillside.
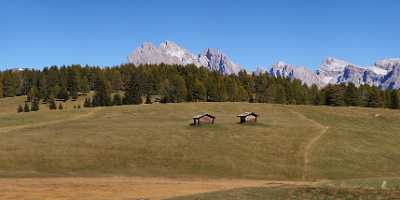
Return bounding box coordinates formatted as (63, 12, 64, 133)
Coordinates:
(1, 96, 400, 181)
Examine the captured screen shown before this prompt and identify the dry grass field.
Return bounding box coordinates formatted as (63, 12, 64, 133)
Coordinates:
(1, 95, 400, 199)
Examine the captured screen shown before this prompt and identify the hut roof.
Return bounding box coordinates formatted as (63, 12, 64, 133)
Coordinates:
(237, 112, 258, 117)
(193, 113, 215, 119)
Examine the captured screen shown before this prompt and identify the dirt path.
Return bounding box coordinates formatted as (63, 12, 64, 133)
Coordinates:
(288, 110, 329, 181)
(0, 177, 314, 200)
(0, 108, 101, 134)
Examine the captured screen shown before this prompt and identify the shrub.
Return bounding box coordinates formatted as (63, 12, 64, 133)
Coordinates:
(17, 105, 23, 113)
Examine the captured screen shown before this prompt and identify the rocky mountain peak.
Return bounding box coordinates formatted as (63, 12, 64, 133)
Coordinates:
(320, 57, 353, 72)
(374, 58, 400, 71)
(270, 61, 321, 87)
(127, 41, 241, 74)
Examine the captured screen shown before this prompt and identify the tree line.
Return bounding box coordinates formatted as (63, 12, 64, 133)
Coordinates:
(0, 63, 399, 110)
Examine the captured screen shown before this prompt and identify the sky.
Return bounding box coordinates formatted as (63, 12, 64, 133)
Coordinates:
(1, 0, 400, 71)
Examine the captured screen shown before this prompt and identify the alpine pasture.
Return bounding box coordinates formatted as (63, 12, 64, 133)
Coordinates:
(1, 95, 400, 199)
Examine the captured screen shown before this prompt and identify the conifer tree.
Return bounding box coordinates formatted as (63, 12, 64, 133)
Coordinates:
(92, 76, 112, 106)
(389, 90, 400, 109)
(83, 98, 92, 107)
(172, 75, 187, 102)
(48, 97, 57, 110)
(344, 83, 360, 106)
(274, 84, 287, 104)
(145, 94, 152, 104)
(309, 84, 320, 105)
(192, 79, 206, 102)
(325, 85, 345, 106)
(366, 87, 382, 107)
(2, 72, 16, 97)
(57, 87, 69, 101)
(67, 67, 81, 100)
(24, 102, 30, 112)
(124, 74, 142, 104)
(0, 79, 4, 98)
(17, 105, 23, 113)
(80, 76, 90, 93)
(112, 93, 123, 106)
(31, 98, 40, 111)
(160, 79, 171, 103)
(27, 86, 40, 102)
(110, 71, 123, 91)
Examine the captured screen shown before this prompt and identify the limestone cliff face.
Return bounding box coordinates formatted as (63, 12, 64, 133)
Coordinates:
(128, 41, 241, 75)
(128, 41, 400, 88)
(270, 57, 400, 89)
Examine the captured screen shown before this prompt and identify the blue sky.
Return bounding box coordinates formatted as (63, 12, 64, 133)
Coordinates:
(1, 0, 400, 71)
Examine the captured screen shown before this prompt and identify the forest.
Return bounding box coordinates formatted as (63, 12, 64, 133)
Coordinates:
(0, 63, 399, 110)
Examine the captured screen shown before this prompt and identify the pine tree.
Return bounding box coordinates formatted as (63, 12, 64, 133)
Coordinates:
(112, 93, 123, 106)
(92, 76, 112, 106)
(83, 98, 92, 107)
(309, 84, 320, 105)
(0, 79, 3, 98)
(48, 97, 57, 110)
(57, 87, 69, 101)
(172, 75, 187, 102)
(24, 102, 30, 112)
(124, 74, 142, 104)
(366, 87, 382, 108)
(325, 85, 345, 106)
(344, 83, 360, 106)
(160, 79, 171, 103)
(27, 86, 40, 102)
(145, 94, 152, 104)
(110, 71, 122, 91)
(80, 76, 90, 93)
(192, 79, 206, 102)
(2, 72, 16, 97)
(389, 90, 400, 109)
(274, 84, 287, 104)
(205, 77, 218, 102)
(225, 77, 238, 101)
(67, 67, 80, 100)
(31, 98, 40, 111)
(17, 105, 23, 113)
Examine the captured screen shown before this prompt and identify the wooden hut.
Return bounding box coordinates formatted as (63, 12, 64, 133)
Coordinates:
(237, 112, 258, 123)
(192, 114, 215, 125)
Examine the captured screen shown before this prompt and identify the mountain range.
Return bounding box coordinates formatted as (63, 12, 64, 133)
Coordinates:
(127, 41, 241, 74)
(127, 41, 400, 89)
(269, 57, 400, 89)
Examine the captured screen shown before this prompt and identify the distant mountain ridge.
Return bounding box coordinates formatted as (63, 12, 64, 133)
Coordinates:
(270, 57, 400, 89)
(127, 41, 241, 74)
(127, 40, 400, 89)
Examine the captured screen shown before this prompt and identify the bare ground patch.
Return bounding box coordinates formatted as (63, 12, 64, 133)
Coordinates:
(0, 177, 313, 200)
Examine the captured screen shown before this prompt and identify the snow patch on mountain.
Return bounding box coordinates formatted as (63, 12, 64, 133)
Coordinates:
(371, 66, 388, 75)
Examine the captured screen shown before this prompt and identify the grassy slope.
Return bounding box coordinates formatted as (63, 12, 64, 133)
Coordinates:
(166, 187, 289, 200)
(293, 106, 400, 180)
(166, 186, 400, 200)
(0, 96, 400, 181)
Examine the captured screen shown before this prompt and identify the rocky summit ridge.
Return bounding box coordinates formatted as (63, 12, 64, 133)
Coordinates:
(127, 40, 400, 89)
(128, 41, 241, 75)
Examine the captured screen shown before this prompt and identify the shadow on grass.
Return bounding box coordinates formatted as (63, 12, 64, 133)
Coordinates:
(235, 122, 271, 128)
(187, 122, 270, 129)
(189, 123, 223, 129)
